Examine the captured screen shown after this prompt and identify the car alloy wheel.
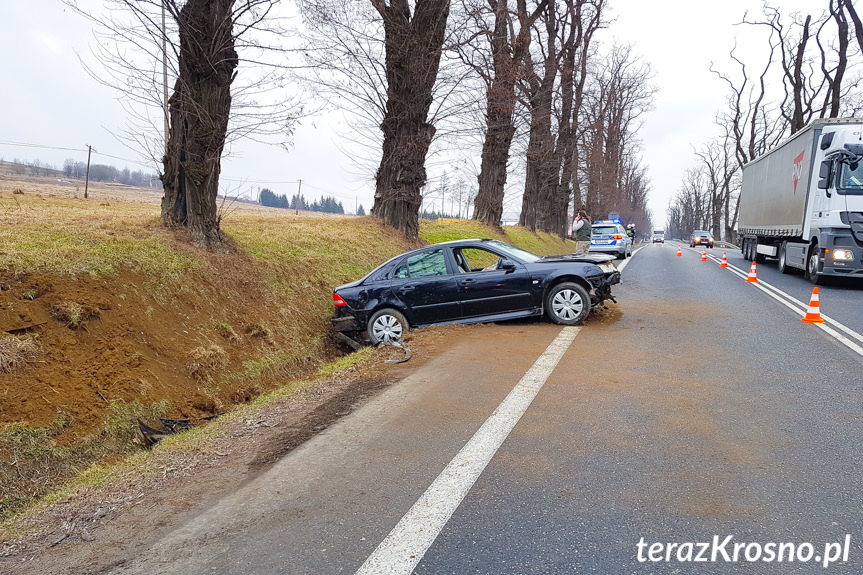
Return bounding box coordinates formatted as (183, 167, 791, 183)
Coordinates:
(368, 308, 409, 344)
(546, 282, 590, 325)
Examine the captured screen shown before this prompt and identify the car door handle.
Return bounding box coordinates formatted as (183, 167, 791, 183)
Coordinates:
(399, 285, 416, 293)
(460, 278, 476, 284)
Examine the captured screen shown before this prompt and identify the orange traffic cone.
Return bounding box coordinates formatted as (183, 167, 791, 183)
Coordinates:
(676, 245, 682, 257)
(720, 252, 728, 267)
(746, 261, 758, 283)
(701, 249, 707, 261)
(801, 287, 825, 323)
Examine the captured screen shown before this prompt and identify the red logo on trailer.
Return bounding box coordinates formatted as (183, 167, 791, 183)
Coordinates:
(793, 150, 805, 194)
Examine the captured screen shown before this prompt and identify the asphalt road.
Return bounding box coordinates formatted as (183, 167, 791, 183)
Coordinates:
(112, 243, 863, 575)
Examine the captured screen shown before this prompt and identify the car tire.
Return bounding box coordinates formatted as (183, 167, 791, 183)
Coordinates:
(546, 282, 590, 325)
(367, 308, 409, 344)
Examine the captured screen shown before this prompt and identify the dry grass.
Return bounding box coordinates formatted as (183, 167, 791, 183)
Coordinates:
(186, 344, 229, 379)
(0, 335, 40, 373)
(216, 322, 240, 342)
(49, 302, 100, 329)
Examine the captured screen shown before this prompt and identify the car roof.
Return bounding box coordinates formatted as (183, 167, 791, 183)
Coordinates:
(382, 238, 505, 259)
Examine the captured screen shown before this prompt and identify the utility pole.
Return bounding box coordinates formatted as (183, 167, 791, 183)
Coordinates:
(84, 145, 93, 199)
(296, 179, 303, 214)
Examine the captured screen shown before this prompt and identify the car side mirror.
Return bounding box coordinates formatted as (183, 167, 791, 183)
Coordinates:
(500, 259, 516, 272)
(818, 160, 832, 197)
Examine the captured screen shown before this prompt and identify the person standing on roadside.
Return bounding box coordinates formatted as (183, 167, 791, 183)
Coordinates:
(571, 209, 592, 254)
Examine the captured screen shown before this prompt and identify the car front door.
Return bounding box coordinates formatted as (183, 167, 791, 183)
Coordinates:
(390, 249, 461, 325)
(453, 247, 534, 318)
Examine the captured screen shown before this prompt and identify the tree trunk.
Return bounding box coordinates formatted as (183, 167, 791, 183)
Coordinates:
(473, 0, 545, 228)
(474, 1, 520, 229)
(371, 0, 450, 240)
(161, 0, 237, 248)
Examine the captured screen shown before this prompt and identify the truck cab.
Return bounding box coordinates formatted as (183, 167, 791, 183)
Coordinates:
(803, 124, 863, 281)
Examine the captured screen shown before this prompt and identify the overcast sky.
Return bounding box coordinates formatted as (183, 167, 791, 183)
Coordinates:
(2, 0, 818, 223)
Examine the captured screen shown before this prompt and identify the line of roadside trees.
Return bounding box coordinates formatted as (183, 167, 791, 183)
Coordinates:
(62, 158, 161, 188)
(71, 0, 654, 247)
(259, 189, 346, 214)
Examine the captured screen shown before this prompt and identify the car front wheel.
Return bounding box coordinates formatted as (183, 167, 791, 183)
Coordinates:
(367, 308, 409, 344)
(546, 282, 590, 325)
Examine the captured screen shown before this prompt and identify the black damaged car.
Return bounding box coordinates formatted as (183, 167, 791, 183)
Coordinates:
(331, 239, 620, 345)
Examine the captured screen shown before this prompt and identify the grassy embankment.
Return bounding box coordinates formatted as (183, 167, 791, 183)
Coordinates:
(0, 180, 575, 523)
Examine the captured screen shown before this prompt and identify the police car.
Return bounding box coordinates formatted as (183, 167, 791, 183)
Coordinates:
(589, 220, 633, 259)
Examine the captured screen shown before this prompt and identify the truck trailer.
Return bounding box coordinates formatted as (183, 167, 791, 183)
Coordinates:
(738, 118, 863, 284)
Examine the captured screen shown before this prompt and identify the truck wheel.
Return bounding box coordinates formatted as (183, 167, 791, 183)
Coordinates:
(778, 242, 791, 274)
(367, 309, 409, 344)
(805, 244, 825, 285)
(546, 282, 590, 325)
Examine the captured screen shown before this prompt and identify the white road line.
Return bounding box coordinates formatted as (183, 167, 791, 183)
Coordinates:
(708, 255, 863, 358)
(355, 326, 581, 575)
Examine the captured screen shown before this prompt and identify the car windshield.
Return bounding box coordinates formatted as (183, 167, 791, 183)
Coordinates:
(592, 226, 618, 235)
(484, 239, 540, 263)
(840, 160, 863, 193)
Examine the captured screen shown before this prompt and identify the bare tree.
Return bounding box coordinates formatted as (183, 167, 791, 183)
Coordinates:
(300, 0, 454, 240)
(740, 2, 862, 135)
(371, 0, 451, 239)
(457, 0, 547, 228)
(67, 0, 302, 248)
(579, 45, 655, 229)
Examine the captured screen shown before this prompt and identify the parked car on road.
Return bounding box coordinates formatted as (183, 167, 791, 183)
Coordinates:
(331, 239, 621, 344)
(690, 230, 715, 248)
(589, 221, 633, 259)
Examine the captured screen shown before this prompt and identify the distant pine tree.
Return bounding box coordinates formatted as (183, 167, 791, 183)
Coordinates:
(357, 204, 366, 216)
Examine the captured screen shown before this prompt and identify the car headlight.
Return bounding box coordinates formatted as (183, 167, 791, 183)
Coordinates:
(832, 249, 855, 261)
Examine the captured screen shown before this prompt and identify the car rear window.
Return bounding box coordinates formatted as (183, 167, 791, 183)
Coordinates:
(592, 226, 618, 235)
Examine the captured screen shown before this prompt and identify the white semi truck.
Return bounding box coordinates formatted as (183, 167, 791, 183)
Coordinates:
(738, 118, 863, 284)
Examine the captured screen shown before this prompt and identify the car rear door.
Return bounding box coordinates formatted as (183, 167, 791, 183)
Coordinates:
(390, 249, 461, 325)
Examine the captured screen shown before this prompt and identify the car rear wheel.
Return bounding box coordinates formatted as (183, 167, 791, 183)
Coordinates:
(367, 308, 409, 344)
(546, 282, 590, 325)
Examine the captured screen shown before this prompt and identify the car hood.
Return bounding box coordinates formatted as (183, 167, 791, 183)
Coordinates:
(537, 253, 616, 264)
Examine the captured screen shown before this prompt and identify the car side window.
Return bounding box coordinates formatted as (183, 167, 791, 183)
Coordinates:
(396, 249, 448, 278)
(458, 248, 502, 272)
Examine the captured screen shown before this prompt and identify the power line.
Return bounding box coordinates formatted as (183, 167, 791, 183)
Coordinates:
(0, 139, 87, 153)
(0, 139, 154, 170)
